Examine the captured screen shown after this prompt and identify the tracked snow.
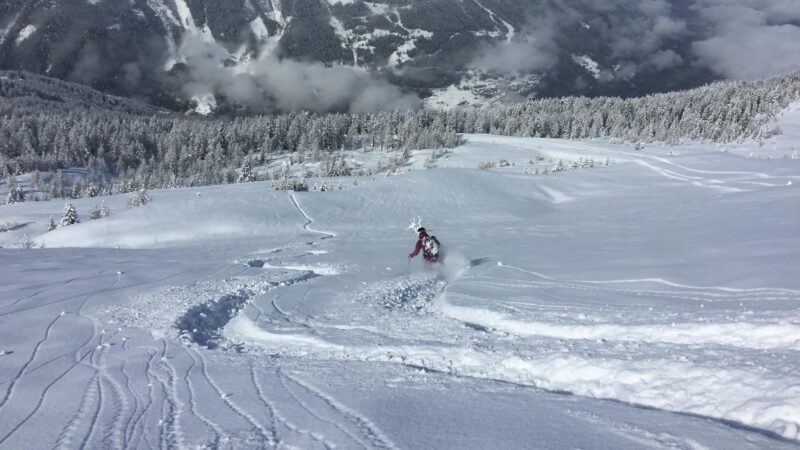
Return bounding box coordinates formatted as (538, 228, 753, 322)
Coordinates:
(2, 113, 800, 447)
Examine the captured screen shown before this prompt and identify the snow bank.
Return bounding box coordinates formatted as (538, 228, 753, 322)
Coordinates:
(34, 185, 300, 248)
(437, 300, 800, 350)
(228, 321, 800, 440)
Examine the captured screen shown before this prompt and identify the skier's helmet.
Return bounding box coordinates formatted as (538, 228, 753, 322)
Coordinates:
(417, 227, 426, 234)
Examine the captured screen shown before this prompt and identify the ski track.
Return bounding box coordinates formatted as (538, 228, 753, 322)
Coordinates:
(491, 263, 800, 297)
(289, 191, 336, 239)
(0, 313, 62, 412)
(152, 339, 182, 449)
(605, 148, 790, 193)
(252, 367, 335, 448)
(565, 408, 700, 450)
(282, 372, 397, 450)
(1, 190, 342, 447)
(4, 145, 798, 447)
(0, 339, 96, 447)
(181, 345, 226, 447)
(118, 358, 141, 449)
(249, 366, 282, 446)
(54, 374, 96, 449)
(278, 371, 371, 449)
(126, 348, 158, 450)
(0, 268, 198, 318)
(96, 333, 133, 449)
(3, 276, 80, 309)
(78, 375, 104, 450)
(189, 346, 275, 446)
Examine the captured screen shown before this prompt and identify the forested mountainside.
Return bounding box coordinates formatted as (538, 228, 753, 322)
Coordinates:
(5, 0, 794, 113)
(1, 71, 799, 202)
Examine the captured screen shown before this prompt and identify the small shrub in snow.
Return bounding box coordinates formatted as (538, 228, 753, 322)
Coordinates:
(498, 159, 512, 167)
(294, 178, 309, 192)
(47, 216, 57, 231)
(90, 202, 111, 220)
(17, 235, 35, 249)
(424, 150, 438, 169)
(84, 183, 99, 197)
(0, 220, 21, 232)
(272, 177, 308, 191)
(479, 161, 496, 169)
(128, 189, 151, 208)
(60, 203, 80, 227)
(5, 176, 24, 204)
(5, 186, 24, 204)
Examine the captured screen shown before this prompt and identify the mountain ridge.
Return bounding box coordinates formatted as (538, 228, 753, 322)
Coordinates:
(0, 0, 794, 113)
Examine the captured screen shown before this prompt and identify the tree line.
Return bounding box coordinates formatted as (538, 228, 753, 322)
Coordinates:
(1, 72, 798, 203)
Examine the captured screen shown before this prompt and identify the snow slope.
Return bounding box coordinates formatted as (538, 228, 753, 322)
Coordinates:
(1, 128, 799, 448)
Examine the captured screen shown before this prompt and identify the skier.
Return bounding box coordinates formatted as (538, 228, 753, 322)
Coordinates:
(409, 227, 441, 263)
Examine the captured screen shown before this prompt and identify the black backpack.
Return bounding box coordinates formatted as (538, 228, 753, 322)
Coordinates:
(423, 235, 440, 257)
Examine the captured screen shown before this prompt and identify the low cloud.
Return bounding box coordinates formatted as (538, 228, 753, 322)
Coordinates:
(646, 49, 683, 71)
(470, 0, 797, 84)
(468, 26, 558, 76)
(178, 36, 420, 113)
(691, 0, 800, 80)
(692, 25, 800, 80)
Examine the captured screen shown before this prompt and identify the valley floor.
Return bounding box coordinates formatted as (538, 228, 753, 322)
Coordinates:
(1, 132, 799, 449)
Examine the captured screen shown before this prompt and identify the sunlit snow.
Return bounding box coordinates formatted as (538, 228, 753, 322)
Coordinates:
(1, 109, 799, 448)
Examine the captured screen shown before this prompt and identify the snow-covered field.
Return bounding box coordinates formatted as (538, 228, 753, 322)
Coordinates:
(2, 110, 800, 448)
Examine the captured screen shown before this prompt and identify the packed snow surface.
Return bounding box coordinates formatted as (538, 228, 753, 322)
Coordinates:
(1, 125, 800, 448)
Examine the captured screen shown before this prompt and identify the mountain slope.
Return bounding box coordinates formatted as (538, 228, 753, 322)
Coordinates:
(0, 0, 725, 112)
(1, 130, 800, 447)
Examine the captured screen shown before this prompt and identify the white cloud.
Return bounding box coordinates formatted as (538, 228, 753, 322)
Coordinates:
(691, 0, 800, 80)
(693, 25, 800, 80)
(177, 36, 420, 113)
(468, 27, 558, 76)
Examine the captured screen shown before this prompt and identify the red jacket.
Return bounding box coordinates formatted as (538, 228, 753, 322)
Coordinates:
(409, 231, 440, 262)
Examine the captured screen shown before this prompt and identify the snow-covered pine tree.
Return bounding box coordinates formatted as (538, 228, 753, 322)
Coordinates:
(6, 182, 24, 204)
(90, 202, 111, 219)
(237, 160, 255, 183)
(60, 203, 79, 227)
(47, 216, 57, 231)
(70, 179, 83, 199)
(84, 183, 99, 198)
(127, 189, 151, 208)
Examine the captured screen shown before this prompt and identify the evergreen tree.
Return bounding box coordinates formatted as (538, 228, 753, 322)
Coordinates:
(5, 177, 24, 204)
(127, 189, 151, 208)
(60, 203, 79, 227)
(236, 160, 255, 183)
(90, 202, 111, 219)
(84, 183, 99, 197)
